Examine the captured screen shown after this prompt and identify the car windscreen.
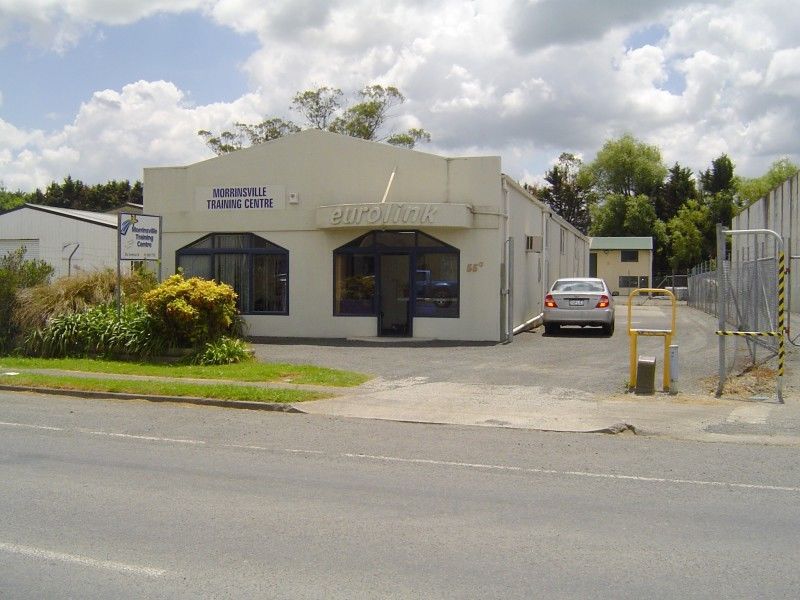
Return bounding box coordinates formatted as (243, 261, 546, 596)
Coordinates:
(552, 281, 604, 293)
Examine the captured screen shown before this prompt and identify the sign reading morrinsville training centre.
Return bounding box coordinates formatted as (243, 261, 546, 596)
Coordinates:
(195, 185, 287, 211)
(119, 213, 162, 261)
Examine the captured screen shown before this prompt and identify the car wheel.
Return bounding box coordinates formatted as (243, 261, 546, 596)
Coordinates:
(432, 288, 453, 308)
(544, 323, 559, 335)
(603, 321, 615, 336)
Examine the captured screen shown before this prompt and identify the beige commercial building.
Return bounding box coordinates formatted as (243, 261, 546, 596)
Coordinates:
(589, 236, 653, 295)
(144, 130, 588, 341)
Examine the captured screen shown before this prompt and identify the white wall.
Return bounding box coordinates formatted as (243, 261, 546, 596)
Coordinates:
(733, 172, 799, 312)
(0, 207, 118, 279)
(146, 131, 507, 341)
(504, 177, 590, 328)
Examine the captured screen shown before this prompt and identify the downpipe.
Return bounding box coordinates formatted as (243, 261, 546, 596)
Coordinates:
(513, 313, 543, 335)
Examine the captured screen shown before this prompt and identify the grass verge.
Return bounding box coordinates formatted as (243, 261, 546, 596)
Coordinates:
(0, 373, 328, 403)
(0, 357, 370, 387)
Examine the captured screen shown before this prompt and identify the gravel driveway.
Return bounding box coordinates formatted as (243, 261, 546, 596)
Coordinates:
(251, 301, 724, 397)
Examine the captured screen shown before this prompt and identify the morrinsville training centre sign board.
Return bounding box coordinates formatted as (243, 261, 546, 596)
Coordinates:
(118, 212, 162, 261)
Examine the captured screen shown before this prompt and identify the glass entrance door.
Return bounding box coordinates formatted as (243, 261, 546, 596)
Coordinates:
(378, 254, 411, 336)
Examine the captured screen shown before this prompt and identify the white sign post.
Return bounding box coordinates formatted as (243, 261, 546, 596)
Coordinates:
(117, 213, 162, 316)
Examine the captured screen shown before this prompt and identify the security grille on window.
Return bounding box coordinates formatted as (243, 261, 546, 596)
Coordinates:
(619, 275, 639, 288)
(621, 249, 639, 262)
(176, 233, 288, 314)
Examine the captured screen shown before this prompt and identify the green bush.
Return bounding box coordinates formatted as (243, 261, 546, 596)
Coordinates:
(193, 336, 252, 365)
(25, 303, 165, 358)
(0, 248, 53, 352)
(142, 273, 241, 347)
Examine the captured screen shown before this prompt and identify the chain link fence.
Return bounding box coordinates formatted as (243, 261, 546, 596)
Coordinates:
(688, 229, 782, 384)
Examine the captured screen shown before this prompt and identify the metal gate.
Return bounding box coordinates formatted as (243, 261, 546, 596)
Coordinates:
(714, 225, 785, 401)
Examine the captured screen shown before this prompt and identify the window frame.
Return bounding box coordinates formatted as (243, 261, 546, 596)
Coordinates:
(176, 233, 289, 315)
(332, 230, 460, 318)
(620, 249, 639, 262)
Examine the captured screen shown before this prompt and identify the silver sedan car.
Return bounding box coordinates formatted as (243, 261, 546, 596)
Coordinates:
(542, 277, 615, 335)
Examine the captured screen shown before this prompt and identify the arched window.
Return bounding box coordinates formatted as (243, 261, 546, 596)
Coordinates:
(333, 230, 459, 318)
(176, 233, 288, 314)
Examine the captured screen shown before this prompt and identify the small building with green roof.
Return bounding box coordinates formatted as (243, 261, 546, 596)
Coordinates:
(589, 236, 653, 295)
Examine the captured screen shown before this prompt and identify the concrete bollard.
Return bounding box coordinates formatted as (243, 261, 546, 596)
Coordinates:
(635, 355, 656, 394)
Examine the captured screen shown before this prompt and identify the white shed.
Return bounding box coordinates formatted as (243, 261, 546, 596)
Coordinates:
(0, 204, 119, 279)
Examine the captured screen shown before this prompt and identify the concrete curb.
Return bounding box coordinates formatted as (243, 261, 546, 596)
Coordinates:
(0, 385, 307, 413)
(0, 383, 639, 435)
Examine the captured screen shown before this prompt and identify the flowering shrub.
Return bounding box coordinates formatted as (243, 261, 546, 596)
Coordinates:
(142, 274, 240, 346)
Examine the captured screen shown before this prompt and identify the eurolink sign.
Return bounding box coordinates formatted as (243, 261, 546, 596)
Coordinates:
(316, 203, 474, 229)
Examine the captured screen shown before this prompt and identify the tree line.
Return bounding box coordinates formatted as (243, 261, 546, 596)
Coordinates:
(0, 176, 143, 213)
(526, 134, 798, 274)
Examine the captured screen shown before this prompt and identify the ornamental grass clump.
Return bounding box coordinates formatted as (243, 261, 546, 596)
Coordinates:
(24, 302, 165, 359)
(0, 248, 53, 352)
(13, 267, 157, 333)
(193, 336, 252, 365)
(142, 273, 241, 347)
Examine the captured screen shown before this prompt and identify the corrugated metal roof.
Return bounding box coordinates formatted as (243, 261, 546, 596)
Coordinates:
(590, 236, 653, 250)
(22, 204, 118, 228)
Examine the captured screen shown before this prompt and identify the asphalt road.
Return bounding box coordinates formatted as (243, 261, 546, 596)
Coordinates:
(2, 391, 799, 599)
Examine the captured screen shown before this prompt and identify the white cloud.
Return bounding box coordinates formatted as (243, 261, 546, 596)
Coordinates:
(0, 80, 268, 190)
(0, 0, 207, 49)
(764, 47, 800, 97)
(1, 0, 799, 193)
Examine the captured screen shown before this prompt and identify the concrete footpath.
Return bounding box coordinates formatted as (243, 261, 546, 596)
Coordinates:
(298, 375, 800, 444)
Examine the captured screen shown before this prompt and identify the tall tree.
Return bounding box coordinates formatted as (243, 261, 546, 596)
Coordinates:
(656, 162, 696, 222)
(538, 153, 592, 233)
(43, 176, 87, 209)
(199, 84, 431, 155)
(590, 193, 659, 237)
(666, 199, 709, 270)
(587, 134, 667, 198)
(198, 119, 301, 155)
(291, 86, 343, 130)
(699, 153, 735, 196)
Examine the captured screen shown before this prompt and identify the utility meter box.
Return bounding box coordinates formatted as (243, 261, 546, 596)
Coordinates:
(635, 355, 657, 394)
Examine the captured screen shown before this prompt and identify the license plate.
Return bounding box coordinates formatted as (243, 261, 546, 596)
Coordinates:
(569, 299, 585, 306)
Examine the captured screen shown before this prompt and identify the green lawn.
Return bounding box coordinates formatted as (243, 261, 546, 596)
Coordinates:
(0, 357, 370, 387)
(0, 373, 328, 403)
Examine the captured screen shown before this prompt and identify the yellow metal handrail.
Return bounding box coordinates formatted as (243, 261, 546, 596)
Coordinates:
(627, 288, 677, 392)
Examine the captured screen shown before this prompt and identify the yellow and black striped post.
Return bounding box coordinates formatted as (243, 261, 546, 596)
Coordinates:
(778, 250, 786, 399)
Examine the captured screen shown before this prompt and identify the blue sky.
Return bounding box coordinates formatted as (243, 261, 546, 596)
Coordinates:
(0, 13, 258, 130)
(0, 0, 798, 191)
